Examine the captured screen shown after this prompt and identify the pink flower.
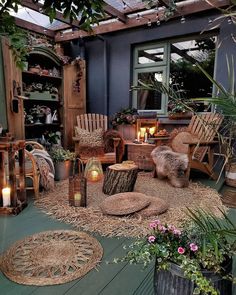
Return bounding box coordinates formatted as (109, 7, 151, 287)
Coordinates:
(154, 220, 161, 225)
(178, 247, 185, 254)
(190, 243, 198, 252)
(149, 222, 157, 229)
(148, 235, 156, 243)
(173, 229, 181, 236)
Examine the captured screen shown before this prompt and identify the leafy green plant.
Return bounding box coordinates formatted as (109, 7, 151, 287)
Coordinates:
(192, 58, 236, 168)
(117, 209, 236, 295)
(50, 147, 75, 163)
(132, 80, 196, 115)
(0, 0, 105, 68)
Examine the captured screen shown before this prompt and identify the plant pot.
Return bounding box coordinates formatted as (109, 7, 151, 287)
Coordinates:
(168, 112, 193, 120)
(117, 124, 136, 141)
(154, 261, 232, 295)
(54, 160, 72, 181)
(225, 162, 236, 187)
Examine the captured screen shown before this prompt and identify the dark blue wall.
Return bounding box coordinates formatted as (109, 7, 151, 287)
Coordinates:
(70, 12, 236, 117)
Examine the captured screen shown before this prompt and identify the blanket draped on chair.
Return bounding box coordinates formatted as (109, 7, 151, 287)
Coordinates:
(31, 149, 55, 190)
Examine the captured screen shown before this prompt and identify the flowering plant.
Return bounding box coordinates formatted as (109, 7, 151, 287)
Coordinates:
(117, 209, 236, 295)
(111, 107, 138, 127)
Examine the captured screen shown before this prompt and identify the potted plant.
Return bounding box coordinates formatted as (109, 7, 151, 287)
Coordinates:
(50, 147, 75, 181)
(116, 209, 235, 295)
(111, 107, 139, 140)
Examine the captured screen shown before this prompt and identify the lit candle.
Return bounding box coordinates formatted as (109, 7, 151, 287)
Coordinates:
(74, 192, 81, 206)
(144, 133, 148, 143)
(149, 127, 156, 136)
(91, 170, 99, 181)
(2, 187, 11, 207)
(140, 128, 146, 138)
(137, 131, 140, 142)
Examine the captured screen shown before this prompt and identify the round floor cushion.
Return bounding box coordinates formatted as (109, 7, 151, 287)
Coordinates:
(136, 196, 169, 217)
(100, 192, 150, 216)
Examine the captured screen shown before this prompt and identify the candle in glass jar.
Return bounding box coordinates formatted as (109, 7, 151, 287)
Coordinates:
(91, 170, 99, 181)
(2, 187, 11, 207)
(140, 128, 146, 138)
(149, 127, 156, 136)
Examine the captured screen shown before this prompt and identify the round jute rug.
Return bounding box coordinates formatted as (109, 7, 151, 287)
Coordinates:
(0, 230, 103, 286)
(35, 173, 226, 238)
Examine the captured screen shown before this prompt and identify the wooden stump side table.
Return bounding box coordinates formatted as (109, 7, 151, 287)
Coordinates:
(102, 163, 138, 195)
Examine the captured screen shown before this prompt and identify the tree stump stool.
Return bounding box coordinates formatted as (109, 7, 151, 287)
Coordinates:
(102, 163, 138, 195)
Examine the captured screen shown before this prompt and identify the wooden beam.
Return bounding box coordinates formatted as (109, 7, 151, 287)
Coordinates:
(104, 3, 127, 23)
(55, 0, 230, 42)
(15, 17, 55, 37)
(20, 0, 81, 28)
(170, 44, 198, 64)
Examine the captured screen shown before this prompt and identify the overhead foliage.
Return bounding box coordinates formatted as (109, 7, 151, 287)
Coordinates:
(0, 0, 105, 68)
(0, 0, 105, 30)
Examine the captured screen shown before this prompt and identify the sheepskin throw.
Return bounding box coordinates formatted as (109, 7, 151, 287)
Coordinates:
(151, 146, 189, 188)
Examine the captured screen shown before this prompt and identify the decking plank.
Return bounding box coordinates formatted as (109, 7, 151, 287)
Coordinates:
(98, 262, 154, 295)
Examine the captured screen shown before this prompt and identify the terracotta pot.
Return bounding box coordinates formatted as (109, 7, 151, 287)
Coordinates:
(117, 124, 136, 141)
(168, 112, 193, 120)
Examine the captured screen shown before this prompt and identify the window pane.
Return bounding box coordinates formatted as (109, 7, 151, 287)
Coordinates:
(170, 37, 216, 111)
(137, 71, 163, 110)
(138, 47, 164, 64)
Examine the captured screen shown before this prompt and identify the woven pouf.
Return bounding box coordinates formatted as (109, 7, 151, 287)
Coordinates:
(136, 196, 169, 217)
(0, 230, 103, 286)
(100, 192, 150, 215)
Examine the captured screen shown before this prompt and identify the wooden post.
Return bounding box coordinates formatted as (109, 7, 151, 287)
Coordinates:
(103, 162, 138, 195)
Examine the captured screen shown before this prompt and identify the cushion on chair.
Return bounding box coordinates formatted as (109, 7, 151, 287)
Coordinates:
(74, 127, 104, 146)
(74, 127, 105, 157)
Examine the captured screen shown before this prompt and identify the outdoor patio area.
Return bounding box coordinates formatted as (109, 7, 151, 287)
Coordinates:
(1, 0, 236, 294)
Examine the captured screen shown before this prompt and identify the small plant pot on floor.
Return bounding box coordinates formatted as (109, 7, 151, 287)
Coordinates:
(54, 160, 72, 181)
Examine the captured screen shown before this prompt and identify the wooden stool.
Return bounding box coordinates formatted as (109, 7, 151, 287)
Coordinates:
(103, 162, 138, 195)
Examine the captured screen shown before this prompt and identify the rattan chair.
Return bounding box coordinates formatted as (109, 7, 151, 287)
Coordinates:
(16, 141, 44, 198)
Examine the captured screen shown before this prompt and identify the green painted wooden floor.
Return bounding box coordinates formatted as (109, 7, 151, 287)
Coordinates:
(0, 175, 235, 295)
(0, 197, 155, 295)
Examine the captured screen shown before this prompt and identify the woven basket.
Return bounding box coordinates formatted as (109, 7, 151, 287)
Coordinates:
(69, 158, 87, 207)
(225, 162, 236, 187)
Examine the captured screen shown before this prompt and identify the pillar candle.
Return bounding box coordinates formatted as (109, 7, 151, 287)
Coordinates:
(2, 187, 11, 207)
(137, 131, 140, 142)
(144, 133, 148, 143)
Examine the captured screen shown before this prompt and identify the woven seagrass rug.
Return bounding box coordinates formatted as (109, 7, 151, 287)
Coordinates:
(35, 173, 225, 238)
(0, 230, 103, 286)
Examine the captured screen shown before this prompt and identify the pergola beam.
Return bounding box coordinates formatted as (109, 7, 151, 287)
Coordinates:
(55, 0, 230, 42)
(103, 3, 127, 23)
(20, 0, 81, 28)
(15, 17, 55, 38)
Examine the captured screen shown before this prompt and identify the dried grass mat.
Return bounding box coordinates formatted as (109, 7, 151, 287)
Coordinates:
(0, 230, 103, 286)
(35, 174, 225, 238)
